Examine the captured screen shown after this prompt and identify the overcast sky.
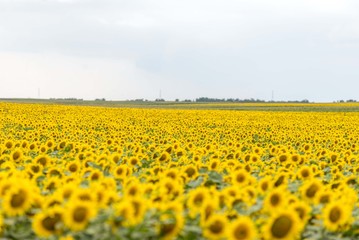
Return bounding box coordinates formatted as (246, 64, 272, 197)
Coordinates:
(0, 0, 359, 101)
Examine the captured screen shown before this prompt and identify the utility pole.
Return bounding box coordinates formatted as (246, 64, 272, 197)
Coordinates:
(271, 90, 274, 102)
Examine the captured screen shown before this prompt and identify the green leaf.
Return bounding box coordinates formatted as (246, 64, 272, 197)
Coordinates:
(186, 176, 204, 189)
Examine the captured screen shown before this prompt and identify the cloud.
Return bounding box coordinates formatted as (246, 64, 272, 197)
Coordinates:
(0, 0, 359, 101)
(0, 52, 165, 100)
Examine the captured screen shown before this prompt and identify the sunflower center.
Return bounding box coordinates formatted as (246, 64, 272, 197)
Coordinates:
(271, 215, 293, 238)
(211, 162, 218, 169)
(116, 168, 124, 175)
(159, 154, 167, 161)
(261, 182, 268, 191)
(132, 201, 141, 216)
(42, 214, 61, 232)
(209, 220, 224, 234)
(185, 168, 195, 177)
(270, 194, 280, 206)
(91, 173, 100, 180)
(301, 169, 309, 178)
(37, 157, 47, 166)
(194, 193, 204, 206)
(69, 164, 77, 172)
(79, 193, 91, 201)
(31, 165, 40, 173)
(73, 207, 87, 223)
(306, 184, 319, 198)
(329, 207, 341, 223)
(13, 151, 21, 161)
(320, 194, 330, 204)
(236, 174, 245, 183)
(233, 223, 249, 240)
(279, 155, 287, 162)
(129, 187, 138, 196)
(160, 223, 176, 235)
(10, 190, 26, 208)
(274, 176, 284, 187)
(295, 207, 305, 220)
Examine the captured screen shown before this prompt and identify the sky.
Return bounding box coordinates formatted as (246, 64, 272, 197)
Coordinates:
(0, 0, 359, 102)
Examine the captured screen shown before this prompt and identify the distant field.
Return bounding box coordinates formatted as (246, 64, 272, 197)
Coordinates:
(1, 98, 359, 112)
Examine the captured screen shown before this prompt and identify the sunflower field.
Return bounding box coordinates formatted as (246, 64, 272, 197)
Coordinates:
(1, 102, 359, 240)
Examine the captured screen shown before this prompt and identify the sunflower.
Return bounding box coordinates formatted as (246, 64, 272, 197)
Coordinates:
(92, 185, 110, 209)
(113, 165, 132, 180)
(264, 210, 300, 240)
(88, 169, 103, 181)
(291, 201, 311, 229)
(0, 178, 16, 197)
(33, 207, 63, 237)
(160, 178, 182, 199)
(187, 188, 211, 218)
(277, 153, 290, 165)
(263, 188, 287, 211)
(111, 200, 135, 228)
(27, 163, 44, 176)
(158, 152, 171, 163)
(316, 190, 333, 205)
(128, 156, 141, 167)
(66, 161, 81, 174)
(70, 188, 97, 203)
(34, 155, 51, 167)
(231, 169, 251, 186)
(258, 176, 271, 195)
(272, 173, 288, 188)
(227, 216, 257, 240)
(182, 164, 198, 180)
(203, 214, 228, 240)
(125, 182, 143, 198)
(2, 183, 33, 216)
(300, 179, 323, 203)
(323, 200, 353, 232)
(4, 140, 14, 150)
(200, 197, 220, 225)
(128, 197, 148, 225)
(64, 201, 97, 231)
(10, 148, 23, 163)
(158, 211, 184, 240)
(163, 169, 180, 181)
(297, 165, 313, 180)
(208, 158, 221, 171)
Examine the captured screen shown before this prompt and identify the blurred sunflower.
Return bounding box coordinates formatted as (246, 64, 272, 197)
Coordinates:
(227, 216, 257, 240)
(264, 209, 300, 240)
(33, 207, 63, 237)
(64, 201, 97, 231)
(323, 201, 353, 232)
(203, 214, 228, 240)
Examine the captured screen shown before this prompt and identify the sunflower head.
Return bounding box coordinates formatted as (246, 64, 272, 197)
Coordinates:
(3, 181, 33, 216)
(64, 201, 97, 231)
(203, 214, 228, 240)
(228, 216, 257, 240)
(264, 210, 301, 240)
(33, 207, 64, 237)
(323, 201, 353, 232)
